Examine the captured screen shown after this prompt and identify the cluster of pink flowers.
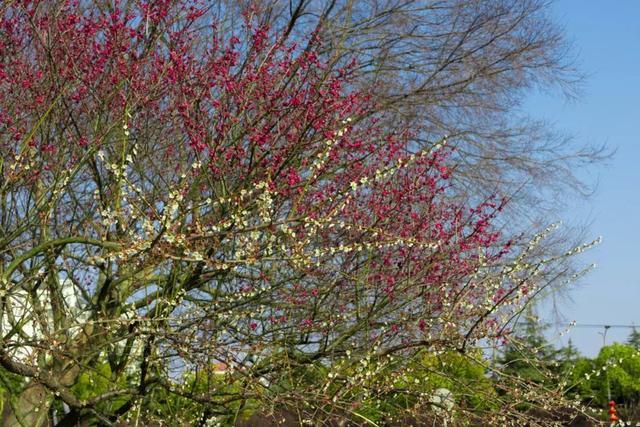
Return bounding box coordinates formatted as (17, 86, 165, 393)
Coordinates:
(0, 0, 525, 363)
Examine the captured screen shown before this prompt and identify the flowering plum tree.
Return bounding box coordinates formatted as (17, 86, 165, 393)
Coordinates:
(0, 1, 596, 425)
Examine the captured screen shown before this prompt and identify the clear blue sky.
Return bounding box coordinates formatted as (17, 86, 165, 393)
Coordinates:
(525, 1, 640, 357)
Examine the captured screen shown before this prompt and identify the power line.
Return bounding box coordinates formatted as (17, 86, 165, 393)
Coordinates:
(516, 322, 638, 329)
(565, 323, 637, 329)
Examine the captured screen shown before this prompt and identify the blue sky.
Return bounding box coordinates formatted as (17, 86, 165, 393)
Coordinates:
(525, 1, 640, 356)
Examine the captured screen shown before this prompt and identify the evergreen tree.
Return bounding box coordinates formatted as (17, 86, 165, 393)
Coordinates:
(499, 308, 557, 384)
(627, 326, 640, 350)
(556, 338, 582, 378)
(557, 339, 581, 363)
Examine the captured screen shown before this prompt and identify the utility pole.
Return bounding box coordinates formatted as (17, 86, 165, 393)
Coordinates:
(599, 326, 612, 403)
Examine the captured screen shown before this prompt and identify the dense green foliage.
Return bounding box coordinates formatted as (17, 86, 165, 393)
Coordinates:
(570, 344, 640, 406)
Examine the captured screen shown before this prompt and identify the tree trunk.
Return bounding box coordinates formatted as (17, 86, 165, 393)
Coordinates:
(4, 382, 52, 427)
